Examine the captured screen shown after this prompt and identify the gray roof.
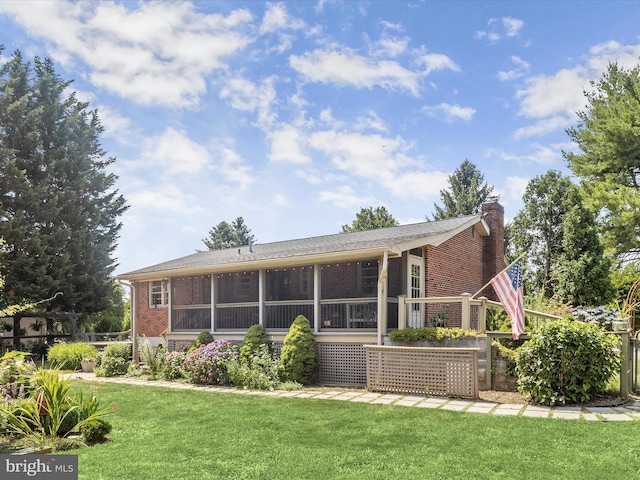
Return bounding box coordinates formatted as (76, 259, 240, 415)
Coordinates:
(119, 214, 486, 279)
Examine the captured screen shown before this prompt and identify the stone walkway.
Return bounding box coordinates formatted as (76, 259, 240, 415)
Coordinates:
(68, 373, 640, 422)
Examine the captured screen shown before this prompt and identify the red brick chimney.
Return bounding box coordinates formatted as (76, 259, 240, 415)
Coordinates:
(481, 197, 506, 301)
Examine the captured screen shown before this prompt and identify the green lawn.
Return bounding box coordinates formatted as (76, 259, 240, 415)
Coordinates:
(72, 381, 640, 480)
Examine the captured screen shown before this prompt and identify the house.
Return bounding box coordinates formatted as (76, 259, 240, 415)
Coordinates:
(117, 199, 506, 386)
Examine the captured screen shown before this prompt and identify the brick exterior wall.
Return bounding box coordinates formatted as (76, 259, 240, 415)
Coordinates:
(481, 199, 506, 301)
(424, 226, 485, 298)
(136, 281, 169, 337)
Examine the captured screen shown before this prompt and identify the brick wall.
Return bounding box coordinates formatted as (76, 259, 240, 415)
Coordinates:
(136, 281, 169, 337)
(482, 199, 506, 301)
(424, 225, 485, 298)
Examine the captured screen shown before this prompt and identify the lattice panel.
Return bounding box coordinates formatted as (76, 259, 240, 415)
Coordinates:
(317, 343, 367, 386)
(365, 346, 479, 399)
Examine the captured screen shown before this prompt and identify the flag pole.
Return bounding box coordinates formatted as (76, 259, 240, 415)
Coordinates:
(471, 251, 527, 299)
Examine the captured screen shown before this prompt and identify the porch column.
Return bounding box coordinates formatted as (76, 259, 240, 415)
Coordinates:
(313, 264, 320, 333)
(398, 295, 407, 329)
(258, 269, 265, 326)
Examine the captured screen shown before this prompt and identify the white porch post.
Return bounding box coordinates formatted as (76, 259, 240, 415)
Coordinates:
(377, 251, 388, 346)
(258, 269, 265, 326)
(398, 295, 407, 330)
(461, 292, 471, 330)
(313, 264, 320, 333)
(211, 274, 216, 332)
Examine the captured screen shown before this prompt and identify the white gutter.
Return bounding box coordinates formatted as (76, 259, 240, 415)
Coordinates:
(377, 251, 389, 346)
(117, 280, 137, 362)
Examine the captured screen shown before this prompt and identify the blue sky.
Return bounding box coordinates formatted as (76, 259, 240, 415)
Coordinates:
(1, 1, 640, 276)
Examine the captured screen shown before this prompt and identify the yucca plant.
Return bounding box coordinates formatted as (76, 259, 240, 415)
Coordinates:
(0, 368, 114, 450)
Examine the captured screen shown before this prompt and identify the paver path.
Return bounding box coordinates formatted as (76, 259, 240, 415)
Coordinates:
(67, 372, 640, 422)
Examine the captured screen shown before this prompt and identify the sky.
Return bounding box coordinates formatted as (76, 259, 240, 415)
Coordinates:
(1, 1, 640, 276)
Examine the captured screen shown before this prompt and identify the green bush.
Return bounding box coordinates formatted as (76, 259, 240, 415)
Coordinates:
(227, 344, 282, 390)
(239, 324, 270, 363)
(195, 331, 214, 347)
(515, 319, 621, 405)
(94, 343, 130, 377)
(280, 315, 317, 385)
(46, 342, 98, 370)
(79, 418, 112, 443)
(389, 327, 480, 343)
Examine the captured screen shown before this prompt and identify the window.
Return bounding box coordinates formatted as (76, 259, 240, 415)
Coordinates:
(359, 261, 378, 296)
(234, 273, 253, 298)
(150, 280, 168, 307)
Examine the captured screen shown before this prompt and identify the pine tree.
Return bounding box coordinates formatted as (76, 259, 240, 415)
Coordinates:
(202, 216, 255, 250)
(341, 206, 398, 232)
(431, 160, 493, 220)
(0, 49, 128, 314)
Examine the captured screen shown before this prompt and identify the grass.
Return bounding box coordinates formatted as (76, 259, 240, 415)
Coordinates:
(69, 381, 640, 480)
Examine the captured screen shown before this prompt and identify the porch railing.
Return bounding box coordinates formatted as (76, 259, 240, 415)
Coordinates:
(172, 306, 211, 331)
(320, 299, 377, 330)
(264, 301, 314, 329)
(398, 294, 561, 332)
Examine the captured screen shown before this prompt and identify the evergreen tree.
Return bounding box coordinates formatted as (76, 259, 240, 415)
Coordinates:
(203, 216, 255, 250)
(341, 206, 398, 233)
(565, 62, 640, 259)
(431, 160, 493, 220)
(554, 204, 614, 307)
(0, 49, 128, 314)
(508, 171, 582, 298)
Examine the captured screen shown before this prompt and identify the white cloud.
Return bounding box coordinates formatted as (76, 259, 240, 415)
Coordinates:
(290, 47, 422, 95)
(268, 124, 311, 164)
(260, 2, 304, 34)
(477, 16, 524, 43)
(498, 56, 530, 81)
(0, 1, 254, 108)
(517, 68, 588, 119)
(354, 111, 388, 132)
(318, 185, 376, 209)
(422, 103, 476, 122)
(218, 75, 277, 128)
(414, 52, 461, 75)
(214, 144, 254, 189)
(127, 183, 201, 213)
(486, 142, 570, 165)
(141, 128, 211, 174)
(365, 33, 410, 58)
(502, 17, 524, 37)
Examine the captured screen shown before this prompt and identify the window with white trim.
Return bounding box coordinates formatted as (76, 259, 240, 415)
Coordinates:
(150, 280, 169, 307)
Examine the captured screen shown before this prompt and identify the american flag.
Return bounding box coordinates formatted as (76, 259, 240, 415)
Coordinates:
(491, 259, 525, 339)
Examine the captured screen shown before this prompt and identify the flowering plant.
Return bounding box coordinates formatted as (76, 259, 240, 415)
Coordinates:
(182, 340, 238, 385)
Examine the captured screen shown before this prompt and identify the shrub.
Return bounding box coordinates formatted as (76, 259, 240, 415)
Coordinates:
(182, 340, 238, 385)
(515, 319, 621, 405)
(239, 324, 270, 363)
(195, 331, 214, 347)
(137, 335, 166, 378)
(227, 344, 282, 390)
(0, 351, 36, 398)
(47, 342, 98, 370)
(94, 343, 130, 377)
(162, 350, 187, 381)
(280, 315, 317, 385)
(389, 327, 480, 343)
(79, 418, 112, 443)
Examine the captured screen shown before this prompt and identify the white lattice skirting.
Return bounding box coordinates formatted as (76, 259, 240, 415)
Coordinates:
(365, 345, 479, 399)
